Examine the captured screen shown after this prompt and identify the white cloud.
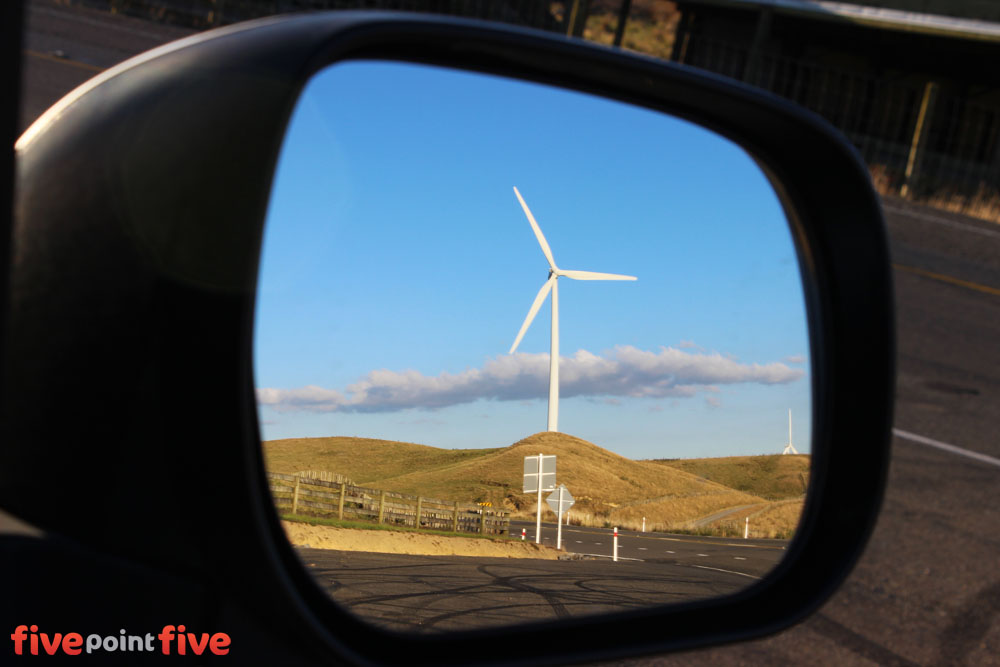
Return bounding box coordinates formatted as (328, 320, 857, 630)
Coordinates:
(256, 345, 804, 414)
(705, 395, 722, 409)
(785, 355, 806, 363)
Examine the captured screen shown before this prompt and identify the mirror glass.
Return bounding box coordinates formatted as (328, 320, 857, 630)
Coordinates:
(254, 60, 811, 633)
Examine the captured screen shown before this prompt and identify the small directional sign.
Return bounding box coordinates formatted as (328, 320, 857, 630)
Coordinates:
(523, 454, 556, 493)
(546, 484, 575, 513)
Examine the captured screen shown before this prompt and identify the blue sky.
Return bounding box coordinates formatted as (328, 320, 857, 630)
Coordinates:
(253, 60, 811, 459)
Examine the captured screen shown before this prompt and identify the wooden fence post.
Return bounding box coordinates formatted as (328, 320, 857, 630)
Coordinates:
(292, 476, 300, 515)
(338, 482, 346, 520)
(901, 80, 939, 199)
(378, 490, 386, 524)
(415, 496, 423, 530)
(452, 501, 459, 533)
(481, 509, 488, 535)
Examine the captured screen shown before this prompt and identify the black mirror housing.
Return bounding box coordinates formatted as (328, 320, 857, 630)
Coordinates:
(4, 12, 893, 664)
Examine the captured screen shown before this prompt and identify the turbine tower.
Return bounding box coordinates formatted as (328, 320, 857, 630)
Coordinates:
(782, 409, 799, 455)
(508, 186, 636, 432)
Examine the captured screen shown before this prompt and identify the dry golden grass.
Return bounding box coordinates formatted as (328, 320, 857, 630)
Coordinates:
(581, 0, 680, 59)
(696, 499, 805, 539)
(648, 454, 809, 501)
(608, 492, 765, 532)
(747, 500, 804, 538)
(376, 431, 760, 516)
(870, 165, 1000, 224)
(924, 186, 1000, 223)
(263, 432, 776, 534)
(263, 432, 809, 537)
(263, 436, 501, 484)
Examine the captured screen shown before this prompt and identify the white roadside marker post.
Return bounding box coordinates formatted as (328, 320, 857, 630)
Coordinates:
(521, 527, 526, 541)
(642, 517, 646, 533)
(613, 526, 619, 562)
(556, 485, 565, 550)
(744, 517, 749, 539)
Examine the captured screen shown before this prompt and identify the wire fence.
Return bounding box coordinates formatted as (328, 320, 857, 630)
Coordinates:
(268, 472, 510, 535)
(678, 33, 1000, 221)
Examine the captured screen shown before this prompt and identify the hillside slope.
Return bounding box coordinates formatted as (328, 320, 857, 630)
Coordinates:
(264, 432, 768, 529)
(375, 432, 764, 519)
(263, 436, 501, 484)
(648, 454, 810, 500)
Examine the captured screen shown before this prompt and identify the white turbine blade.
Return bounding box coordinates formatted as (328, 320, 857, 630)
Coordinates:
(559, 269, 637, 281)
(513, 187, 557, 270)
(509, 277, 555, 354)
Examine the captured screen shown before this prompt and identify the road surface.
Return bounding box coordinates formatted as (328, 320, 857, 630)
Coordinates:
(509, 520, 785, 576)
(296, 546, 763, 633)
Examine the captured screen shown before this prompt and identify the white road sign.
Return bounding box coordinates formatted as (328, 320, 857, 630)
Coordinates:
(523, 454, 556, 493)
(546, 484, 575, 513)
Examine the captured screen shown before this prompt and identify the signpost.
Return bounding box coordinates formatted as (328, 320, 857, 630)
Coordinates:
(523, 454, 556, 544)
(545, 484, 575, 550)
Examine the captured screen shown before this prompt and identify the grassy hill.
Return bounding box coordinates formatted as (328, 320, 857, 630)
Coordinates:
(365, 431, 762, 519)
(263, 432, 802, 536)
(263, 436, 502, 484)
(647, 454, 810, 501)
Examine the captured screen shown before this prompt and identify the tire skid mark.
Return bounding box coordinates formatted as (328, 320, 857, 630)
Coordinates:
(810, 614, 922, 667)
(476, 564, 572, 618)
(299, 551, 762, 632)
(934, 579, 1000, 667)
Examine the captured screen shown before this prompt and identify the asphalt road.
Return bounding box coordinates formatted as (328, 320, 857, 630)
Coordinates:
(509, 520, 786, 576)
(296, 547, 761, 633)
(14, 2, 1000, 664)
(18, 0, 195, 133)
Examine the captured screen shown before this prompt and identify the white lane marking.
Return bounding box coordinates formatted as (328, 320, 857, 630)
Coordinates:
(734, 557, 747, 561)
(638, 547, 648, 550)
(692, 564, 760, 580)
(666, 550, 675, 554)
(883, 204, 1000, 240)
(894, 428, 1000, 469)
(594, 542, 602, 545)
(574, 553, 644, 561)
(697, 553, 709, 557)
(575, 540, 583, 543)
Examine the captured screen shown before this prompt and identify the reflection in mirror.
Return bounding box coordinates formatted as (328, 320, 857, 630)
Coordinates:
(254, 60, 811, 633)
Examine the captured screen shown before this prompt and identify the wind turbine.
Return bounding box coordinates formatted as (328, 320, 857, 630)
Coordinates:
(782, 409, 799, 455)
(508, 186, 636, 432)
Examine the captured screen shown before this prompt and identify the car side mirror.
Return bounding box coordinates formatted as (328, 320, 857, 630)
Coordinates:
(6, 12, 893, 664)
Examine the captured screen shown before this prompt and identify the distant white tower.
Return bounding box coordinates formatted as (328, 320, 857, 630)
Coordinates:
(782, 409, 799, 455)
